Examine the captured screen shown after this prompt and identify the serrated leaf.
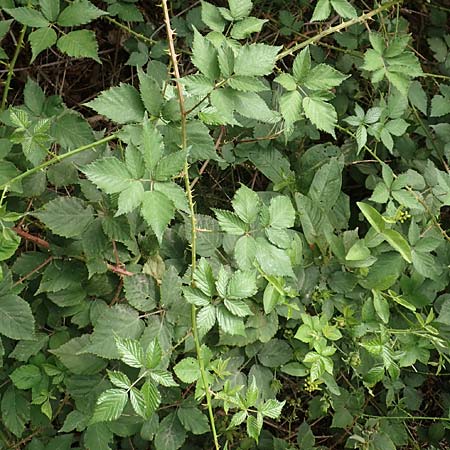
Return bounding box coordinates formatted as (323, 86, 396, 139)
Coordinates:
(145, 339, 162, 369)
(154, 413, 186, 450)
(40, 0, 60, 21)
(29, 27, 57, 62)
(303, 96, 337, 136)
(83, 157, 132, 194)
(311, 0, 331, 21)
(1, 386, 30, 437)
(231, 17, 267, 39)
(197, 304, 216, 335)
(305, 64, 349, 90)
(280, 90, 302, 126)
(214, 209, 247, 235)
(174, 357, 200, 383)
(141, 190, 175, 243)
(232, 185, 260, 223)
(86, 83, 144, 123)
(191, 28, 219, 80)
(57, 30, 100, 62)
(5, 7, 49, 27)
(150, 370, 178, 387)
(259, 399, 285, 419)
(331, 0, 357, 18)
(177, 407, 210, 435)
(91, 388, 128, 423)
(227, 76, 267, 92)
(234, 91, 280, 123)
(373, 290, 389, 324)
(216, 304, 245, 335)
(57, 0, 106, 26)
(138, 69, 163, 116)
(115, 336, 145, 368)
(123, 274, 157, 312)
(84, 423, 113, 450)
(35, 197, 94, 238)
(201, 1, 226, 32)
(228, 0, 253, 20)
(228, 410, 247, 429)
(140, 381, 161, 418)
(224, 298, 253, 317)
(154, 151, 185, 180)
(234, 43, 281, 77)
(255, 238, 294, 277)
(10, 364, 41, 389)
(269, 196, 295, 228)
(107, 370, 131, 389)
(226, 270, 257, 299)
(246, 413, 263, 442)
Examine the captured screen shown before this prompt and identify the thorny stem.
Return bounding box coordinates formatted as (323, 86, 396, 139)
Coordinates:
(276, 0, 403, 61)
(161, 2, 220, 449)
(1, 23, 27, 112)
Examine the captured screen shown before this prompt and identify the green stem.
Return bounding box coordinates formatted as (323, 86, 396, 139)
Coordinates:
(363, 414, 450, 422)
(161, 2, 220, 449)
(0, 134, 117, 191)
(1, 23, 27, 112)
(276, 0, 403, 61)
(103, 16, 155, 45)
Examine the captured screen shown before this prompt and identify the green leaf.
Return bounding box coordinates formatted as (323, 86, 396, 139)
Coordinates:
(83, 157, 132, 194)
(107, 370, 131, 389)
(233, 91, 280, 124)
(0, 228, 20, 261)
(234, 44, 281, 77)
(114, 336, 145, 368)
(227, 76, 267, 92)
(86, 83, 145, 123)
(174, 357, 200, 383)
(214, 209, 247, 235)
(330, 0, 357, 18)
(227, 270, 257, 299)
(228, 0, 253, 20)
(150, 370, 178, 387)
(224, 298, 253, 317)
(373, 290, 390, 324)
(259, 399, 285, 419)
(5, 7, 49, 27)
(85, 305, 144, 359)
(269, 195, 295, 228)
(346, 240, 370, 261)
(382, 228, 412, 263)
(357, 202, 385, 233)
(255, 238, 294, 277)
(0, 295, 35, 340)
(231, 17, 267, 39)
(305, 64, 349, 90)
(10, 364, 41, 389)
(216, 304, 245, 335)
(138, 69, 163, 116)
(57, 30, 100, 62)
(235, 235, 257, 270)
(1, 386, 29, 437)
(177, 407, 210, 435)
(51, 335, 106, 375)
(140, 380, 161, 418)
(309, 158, 344, 212)
(84, 424, 113, 450)
(201, 1, 226, 32)
(232, 185, 260, 223)
(40, 0, 60, 21)
(228, 411, 247, 429)
(154, 413, 186, 450)
(91, 388, 128, 423)
(197, 304, 216, 335)
(311, 0, 331, 21)
(246, 413, 263, 442)
(35, 197, 94, 238)
(141, 119, 164, 172)
(145, 339, 162, 369)
(117, 182, 144, 216)
(303, 96, 337, 136)
(57, 0, 106, 26)
(154, 151, 185, 180)
(191, 28, 219, 80)
(29, 27, 57, 63)
(123, 274, 156, 312)
(280, 90, 302, 126)
(141, 190, 175, 243)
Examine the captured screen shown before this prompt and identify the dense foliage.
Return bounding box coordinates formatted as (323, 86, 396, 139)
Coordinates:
(1, 0, 450, 448)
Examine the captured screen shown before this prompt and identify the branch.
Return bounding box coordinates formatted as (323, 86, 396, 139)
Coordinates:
(276, 0, 403, 61)
(13, 226, 134, 277)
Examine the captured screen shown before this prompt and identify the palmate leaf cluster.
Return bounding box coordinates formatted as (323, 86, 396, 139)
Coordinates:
(0, 0, 450, 449)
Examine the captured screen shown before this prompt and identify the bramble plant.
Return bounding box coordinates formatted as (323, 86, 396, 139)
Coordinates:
(1, 0, 450, 449)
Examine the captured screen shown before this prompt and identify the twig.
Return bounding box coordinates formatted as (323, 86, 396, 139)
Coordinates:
(13, 226, 134, 277)
(276, 0, 403, 61)
(161, 2, 220, 449)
